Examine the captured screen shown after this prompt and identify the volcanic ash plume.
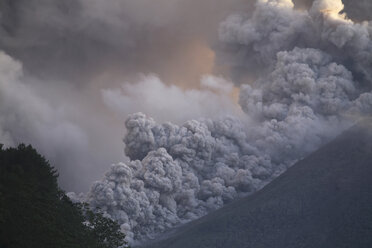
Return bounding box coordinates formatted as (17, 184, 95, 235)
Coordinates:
(218, 0, 372, 87)
(86, 0, 372, 244)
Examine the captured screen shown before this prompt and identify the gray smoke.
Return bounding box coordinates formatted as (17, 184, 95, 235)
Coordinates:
(101, 75, 240, 124)
(0, 0, 371, 195)
(0, 0, 250, 84)
(218, 0, 372, 87)
(86, 0, 372, 244)
(0, 50, 121, 190)
(0, 0, 251, 191)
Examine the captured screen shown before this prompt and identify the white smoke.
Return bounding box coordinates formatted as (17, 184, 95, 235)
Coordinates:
(101, 75, 239, 124)
(86, 0, 372, 244)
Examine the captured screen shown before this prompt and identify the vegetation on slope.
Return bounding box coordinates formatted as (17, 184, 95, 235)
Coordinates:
(0, 144, 129, 248)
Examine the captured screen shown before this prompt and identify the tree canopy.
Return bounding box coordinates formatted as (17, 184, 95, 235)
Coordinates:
(0, 144, 129, 248)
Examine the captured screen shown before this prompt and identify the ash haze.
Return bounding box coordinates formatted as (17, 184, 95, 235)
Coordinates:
(0, 0, 251, 191)
(0, 0, 372, 245)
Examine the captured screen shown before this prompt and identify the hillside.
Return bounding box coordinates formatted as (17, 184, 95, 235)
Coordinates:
(144, 119, 372, 248)
(0, 144, 128, 248)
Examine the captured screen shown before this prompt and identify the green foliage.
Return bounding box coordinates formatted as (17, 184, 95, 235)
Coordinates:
(82, 204, 127, 248)
(0, 144, 129, 248)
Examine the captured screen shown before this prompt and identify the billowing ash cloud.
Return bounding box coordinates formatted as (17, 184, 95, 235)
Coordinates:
(218, 0, 372, 87)
(0, 0, 252, 191)
(85, 0, 372, 244)
(240, 47, 372, 119)
(0, 49, 241, 192)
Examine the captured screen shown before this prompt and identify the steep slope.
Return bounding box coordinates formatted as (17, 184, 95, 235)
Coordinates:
(144, 119, 372, 248)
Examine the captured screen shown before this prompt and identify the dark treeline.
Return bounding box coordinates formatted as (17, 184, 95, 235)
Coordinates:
(0, 144, 129, 248)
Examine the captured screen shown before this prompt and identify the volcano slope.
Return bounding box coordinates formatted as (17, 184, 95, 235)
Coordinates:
(143, 119, 372, 248)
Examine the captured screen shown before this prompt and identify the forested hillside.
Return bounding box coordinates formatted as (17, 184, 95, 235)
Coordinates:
(0, 144, 128, 248)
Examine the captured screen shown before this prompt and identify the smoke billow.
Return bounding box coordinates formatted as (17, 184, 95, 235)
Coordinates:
(218, 0, 372, 87)
(84, 0, 372, 244)
(1, 0, 372, 245)
(0, 0, 250, 191)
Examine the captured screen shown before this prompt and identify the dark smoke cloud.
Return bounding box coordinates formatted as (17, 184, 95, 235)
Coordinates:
(85, 0, 372, 244)
(0, 0, 250, 84)
(217, 0, 372, 87)
(0, 0, 251, 191)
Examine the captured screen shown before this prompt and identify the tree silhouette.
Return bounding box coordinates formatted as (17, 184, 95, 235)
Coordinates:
(0, 144, 129, 248)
